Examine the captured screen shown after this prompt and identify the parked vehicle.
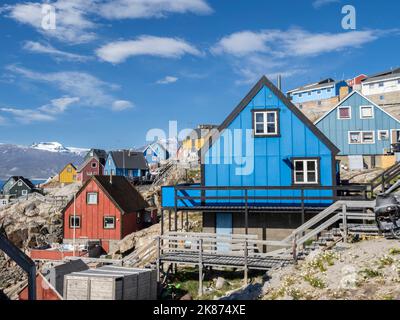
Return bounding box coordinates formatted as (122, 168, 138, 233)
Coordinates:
(375, 193, 400, 238)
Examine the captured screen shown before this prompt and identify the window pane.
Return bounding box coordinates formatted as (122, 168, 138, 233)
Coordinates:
(339, 108, 350, 118)
(295, 172, 304, 183)
(267, 124, 276, 133)
(307, 161, 316, 171)
(307, 172, 316, 183)
(363, 132, 373, 143)
(255, 113, 264, 122)
(256, 124, 264, 134)
(295, 161, 304, 171)
(87, 193, 98, 204)
(350, 132, 361, 143)
(266, 112, 275, 123)
(361, 107, 373, 118)
(104, 217, 115, 229)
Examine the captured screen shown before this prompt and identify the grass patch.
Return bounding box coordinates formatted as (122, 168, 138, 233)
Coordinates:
(303, 274, 326, 289)
(389, 248, 400, 255)
(378, 255, 394, 267)
(359, 268, 383, 279)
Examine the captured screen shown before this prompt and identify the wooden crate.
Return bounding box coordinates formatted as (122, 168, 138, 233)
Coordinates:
(64, 271, 123, 300)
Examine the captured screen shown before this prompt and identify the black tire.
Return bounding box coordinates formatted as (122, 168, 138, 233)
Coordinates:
(391, 226, 400, 239)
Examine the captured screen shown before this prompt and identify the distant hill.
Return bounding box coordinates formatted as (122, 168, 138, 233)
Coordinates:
(0, 143, 86, 180)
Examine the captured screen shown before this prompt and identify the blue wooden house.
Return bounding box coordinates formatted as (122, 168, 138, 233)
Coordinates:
(143, 141, 170, 165)
(287, 78, 349, 104)
(104, 150, 149, 178)
(162, 76, 341, 242)
(315, 91, 400, 166)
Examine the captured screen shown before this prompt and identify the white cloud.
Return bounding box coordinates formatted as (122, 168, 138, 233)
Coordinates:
(1, 107, 56, 124)
(112, 100, 134, 111)
(3, 1, 97, 44)
(1, 95, 80, 124)
(98, 0, 212, 19)
(39, 96, 80, 114)
(2, 0, 212, 44)
(312, 0, 340, 9)
(23, 41, 91, 62)
(6, 65, 134, 112)
(156, 76, 178, 84)
(96, 36, 201, 63)
(212, 28, 380, 58)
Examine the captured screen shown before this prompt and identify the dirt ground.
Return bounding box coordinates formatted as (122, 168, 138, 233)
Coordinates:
(262, 238, 400, 300)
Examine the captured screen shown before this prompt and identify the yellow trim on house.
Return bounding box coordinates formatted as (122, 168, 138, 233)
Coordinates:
(59, 163, 77, 184)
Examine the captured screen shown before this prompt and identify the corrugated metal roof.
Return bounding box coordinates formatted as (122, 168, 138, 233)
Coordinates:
(362, 67, 400, 84)
(287, 78, 336, 94)
(110, 150, 148, 170)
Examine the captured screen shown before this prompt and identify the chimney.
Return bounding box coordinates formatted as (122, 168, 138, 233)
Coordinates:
(277, 75, 282, 91)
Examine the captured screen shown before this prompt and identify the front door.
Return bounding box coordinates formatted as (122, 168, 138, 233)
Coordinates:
(216, 213, 232, 253)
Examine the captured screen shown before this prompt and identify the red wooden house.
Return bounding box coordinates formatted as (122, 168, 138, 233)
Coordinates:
(77, 157, 104, 184)
(63, 175, 149, 253)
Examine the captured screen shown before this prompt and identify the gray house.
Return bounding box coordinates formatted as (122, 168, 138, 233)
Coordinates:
(2, 176, 38, 198)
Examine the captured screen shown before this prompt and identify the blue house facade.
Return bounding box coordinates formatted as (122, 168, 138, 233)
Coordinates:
(104, 150, 149, 178)
(143, 142, 170, 165)
(315, 91, 400, 156)
(162, 76, 340, 241)
(288, 79, 349, 104)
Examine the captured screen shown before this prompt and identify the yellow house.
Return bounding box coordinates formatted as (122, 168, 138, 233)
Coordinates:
(182, 125, 217, 153)
(59, 163, 77, 184)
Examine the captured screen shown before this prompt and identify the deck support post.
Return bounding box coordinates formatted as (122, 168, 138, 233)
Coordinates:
(342, 204, 348, 242)
(245, 189, 249, 235)
(198, 238, 203, 297)
(186, 212, 189, 232)
(244, 240, 248, 285)
(181, 211, 184, 231)
(161, 210, 164, 236)
(156, 236, 161, 282)
(292, 233, 298, 264)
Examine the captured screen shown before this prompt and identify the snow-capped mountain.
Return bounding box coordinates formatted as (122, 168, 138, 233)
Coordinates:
(0, 143, 87, 180)
(30, 142, 89, 156)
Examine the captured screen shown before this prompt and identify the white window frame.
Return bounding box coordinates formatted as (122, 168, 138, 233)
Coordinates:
(103, 216, 116, 229)
(91, 162, 97, 168)
(293, 159, 319, 185)
(253, 110, 279, 136)
(69, 216, 81, 229)
(337, 106, 352, 120)
(348, 131, 375, 144)
(391, 129, 400, 144)
(21, 189, 28, 196)
(360, 105, 374, 119)
(86, 192, 98, 205)
(18, 181, 23, 187)
(378, 130, 389, 141)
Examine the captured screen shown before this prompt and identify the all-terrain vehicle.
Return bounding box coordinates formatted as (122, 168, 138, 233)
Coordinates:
(375, 192, 400, 239)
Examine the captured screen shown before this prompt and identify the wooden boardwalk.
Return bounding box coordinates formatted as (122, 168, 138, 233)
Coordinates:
(160, 251, 292, 270)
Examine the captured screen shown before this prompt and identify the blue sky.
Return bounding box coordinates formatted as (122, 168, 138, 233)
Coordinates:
(0, 0, 399, 150)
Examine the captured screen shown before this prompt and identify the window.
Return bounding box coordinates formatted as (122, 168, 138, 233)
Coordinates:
(380, 95, 385, 101)
(293, 159, 319, 185)
(308, 92, 311, 96)
(86, 192, 98, 204)
(253, 110, 279, 136)
(67, 167, 72, 173)
(369, 83, 375, 89)
(103, 216, 115, 229)
(104, 170, 108, 175)
(91, 162, 97, 168)
(348, 131, 375, 144)
(327, 88, 331, 93)
(398, 79, 400, 85)
(108, 159, 111, 166)
(379, 82, 384, 87)
(299, 104, 303, 109)
(317, 101, 322, 106)
(22, 190, 28, 196)
(360, 105, 374, 119)
(18, 181, 23, 186)
(111, 169, 115, 176)
(69, 216, 81, 228)
(317, 90, 321, 94)
(298, 93, 302, 98)
(146, 149, 152, 155)
(338, 106, 351, 119)
(378, 130, 389, 141)
(362, 131, 374, 143)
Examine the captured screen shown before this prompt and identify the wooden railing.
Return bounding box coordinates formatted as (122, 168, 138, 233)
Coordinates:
(369, 161, 400, 192)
